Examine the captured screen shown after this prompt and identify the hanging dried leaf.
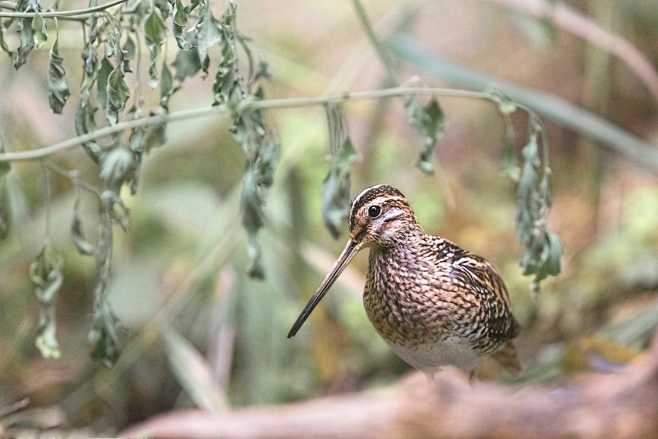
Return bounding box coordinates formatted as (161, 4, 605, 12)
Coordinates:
(106, 65, 130, 125)
(47, 33, 70, 114)
(31, 13, 47, 47)
(239, 119, 280, 279)
(104, 13, 122, 59)
(71, 193, 95, 256)
(10, 0, 40, 69)
(144, 8, 168, 83)
(100, 147, 136, 193)
(321, 103, 358, 239)
(13, 18, 34, 69)
(96, 56, 113, 112)
(121, 33, 137, 73)
(160, 58, 180, 110)
(515, 114, 562, 292)
(0, 20, 12, 57)
(173, 48, 202, 82)
(75, 87, 103, 162)
(29, 244, 63, 359)
(212, 2, 242, 105)
(173, 0, 193, 50)
(196, 0, 223, 74)
(88, 201, 122, 367)
(75, 22, 103, 162)
(405, 97, 444, 174)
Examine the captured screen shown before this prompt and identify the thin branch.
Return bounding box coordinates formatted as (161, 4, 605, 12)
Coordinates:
(390, 36, 658, 172)
(0, 87, 492, 162)
(487, 0, 658, 103)
(1, 83, 655, 172)
(0, 0, 127, 18)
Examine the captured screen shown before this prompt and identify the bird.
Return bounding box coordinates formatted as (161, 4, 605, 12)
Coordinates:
(287, 184, 521, 379)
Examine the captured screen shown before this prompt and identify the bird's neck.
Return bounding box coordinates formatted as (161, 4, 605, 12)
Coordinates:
(368, 227, 427, 271)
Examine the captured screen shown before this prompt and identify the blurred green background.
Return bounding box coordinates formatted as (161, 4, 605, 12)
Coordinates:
(1, 0, 657, 434)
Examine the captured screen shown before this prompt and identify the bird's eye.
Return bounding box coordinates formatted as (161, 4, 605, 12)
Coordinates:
(368, 205, 382, 218)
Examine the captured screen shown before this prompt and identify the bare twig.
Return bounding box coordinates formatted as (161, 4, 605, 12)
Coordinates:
(487, 0, 658, 103)
(0, 0, 127, 18)
(0, 87, 494, 162)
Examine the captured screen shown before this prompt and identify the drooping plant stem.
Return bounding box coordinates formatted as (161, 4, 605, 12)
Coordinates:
(0, 86, 505, 162)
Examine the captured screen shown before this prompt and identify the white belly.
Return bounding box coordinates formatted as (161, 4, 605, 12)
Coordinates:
(389, 338, 481, 373)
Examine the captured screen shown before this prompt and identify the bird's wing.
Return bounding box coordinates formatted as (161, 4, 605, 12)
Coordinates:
(449, 254, 521, 345)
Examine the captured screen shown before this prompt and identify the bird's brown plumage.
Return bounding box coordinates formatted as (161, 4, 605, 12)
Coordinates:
(289, 184, 521, 375)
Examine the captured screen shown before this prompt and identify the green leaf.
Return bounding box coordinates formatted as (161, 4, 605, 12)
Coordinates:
(173, 48, 202, 82)
(145, 8, 168, 46)
(29, 244, 63, 359)
(212, 3, 242, 104)
(196, 0, 223, 74)
(406, 97, 444, 174)
(47, 35, 70, 114)
(173, 0, 192, 50)
(104, 14, 122, 60)
(106, 65, 130, 125)
(96, 57, 114, 115)
(144, 9, 168, 83)
(321, 103, 358, 238)
(31, 13, 47, 47)
(160, 59, 180, 110)
(75, 87, 103, 162)
(100, 147, 135, 193)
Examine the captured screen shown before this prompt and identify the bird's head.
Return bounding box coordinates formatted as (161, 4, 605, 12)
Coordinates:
(287, 184, 418, 338)
(348, 184, 418, 248)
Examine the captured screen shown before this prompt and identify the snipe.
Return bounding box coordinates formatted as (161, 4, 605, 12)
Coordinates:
(288, 184, 521, 378)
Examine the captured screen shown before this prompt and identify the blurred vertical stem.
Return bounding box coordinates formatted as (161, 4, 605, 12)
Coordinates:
(582, 0, 614, 231)
(351, 0, 399, 83)
(351, 0, 443, 173)
(360, 8, 420, 181)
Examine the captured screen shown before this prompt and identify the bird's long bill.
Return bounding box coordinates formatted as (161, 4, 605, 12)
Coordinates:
(287, 239, 361, 338)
